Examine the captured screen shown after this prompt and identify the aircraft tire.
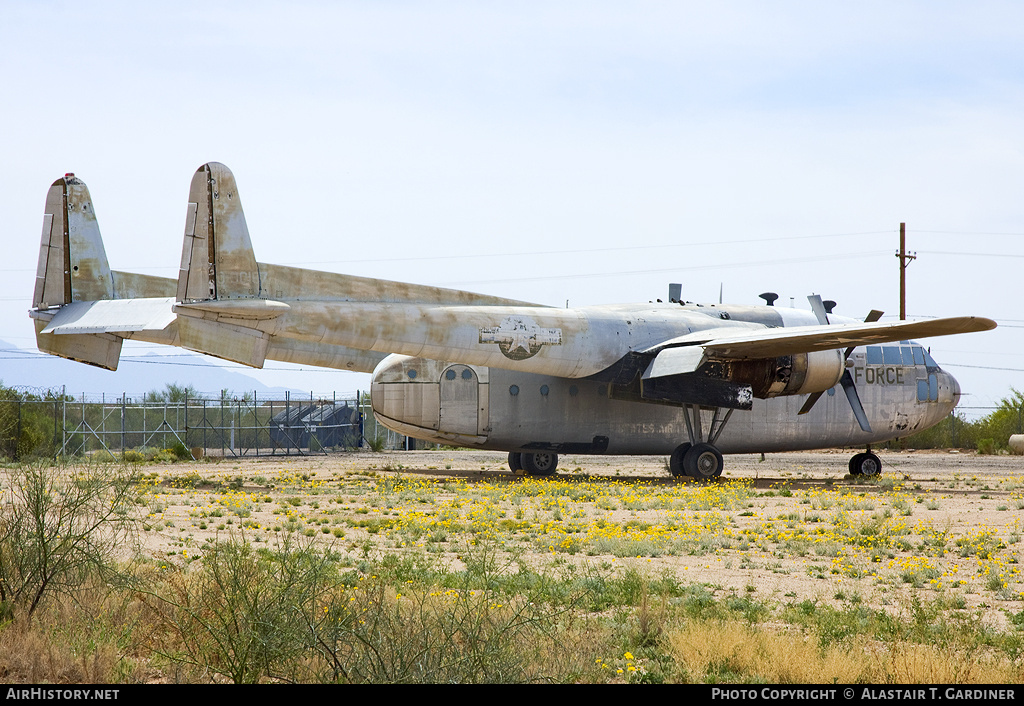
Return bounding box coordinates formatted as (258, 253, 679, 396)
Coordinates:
(683, 443, 723, 480)
(508, 452, 524, 474)
(850, 451, 882, 477)
(521, 452, 558, 477)
(669, 443, 691, 477)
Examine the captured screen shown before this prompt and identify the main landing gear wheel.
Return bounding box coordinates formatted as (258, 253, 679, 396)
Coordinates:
(669, 443, 692, 477)
(683, 443, 724, 480)
(508, 451, 524, 474)
(849, 451, 882, 477)
(516, 452, 559, 477)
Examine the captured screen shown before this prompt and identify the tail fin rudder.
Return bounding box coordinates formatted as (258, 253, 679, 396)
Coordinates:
(177, 162, 261, 303)
(31, 173, 121, 368)
(175, 162, 270, 368)
(33, 174, 114, 308)
(30, 173, 177, 370)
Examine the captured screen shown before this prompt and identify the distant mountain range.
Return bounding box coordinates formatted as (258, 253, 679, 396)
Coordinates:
(0, 339, 314, 400)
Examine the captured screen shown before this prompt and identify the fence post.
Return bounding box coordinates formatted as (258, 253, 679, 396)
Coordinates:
(121, 393, 127, 459)
(61, 387, 67, 457)
(15, 398, 22, 461)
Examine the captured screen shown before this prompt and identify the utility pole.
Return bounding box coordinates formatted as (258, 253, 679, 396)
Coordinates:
(896, 222, 916, 320)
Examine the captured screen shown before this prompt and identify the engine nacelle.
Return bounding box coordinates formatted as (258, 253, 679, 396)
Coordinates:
(705, 349, 845, 399)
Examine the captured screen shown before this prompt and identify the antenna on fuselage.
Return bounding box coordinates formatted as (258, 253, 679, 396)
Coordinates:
(759, 292, 778, 306)
(668, 283, 682, 304)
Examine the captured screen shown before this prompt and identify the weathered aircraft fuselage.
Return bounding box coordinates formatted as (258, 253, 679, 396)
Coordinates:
(371, 340, 958, 455)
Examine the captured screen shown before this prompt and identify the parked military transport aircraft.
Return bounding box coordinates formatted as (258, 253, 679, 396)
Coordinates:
(29, 163, 996, 478)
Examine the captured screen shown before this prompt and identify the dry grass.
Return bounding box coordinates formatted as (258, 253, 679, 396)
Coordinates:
(0, 583, 155, 683)
(667, 620, 869, 683)
(665, 620, 1024, 683)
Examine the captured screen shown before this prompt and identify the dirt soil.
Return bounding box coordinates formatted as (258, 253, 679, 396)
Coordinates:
(136, 448, 1024, 629)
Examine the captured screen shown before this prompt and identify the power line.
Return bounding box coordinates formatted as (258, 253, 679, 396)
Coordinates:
(0, 230, 893, 274)
(439, 251, 887, 287)
(943, 363, 1024, 373)
(0, 249, 893, 299)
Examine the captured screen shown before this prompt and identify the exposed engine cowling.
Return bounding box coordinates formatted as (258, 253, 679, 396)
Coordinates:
(704, 349, 845, 399)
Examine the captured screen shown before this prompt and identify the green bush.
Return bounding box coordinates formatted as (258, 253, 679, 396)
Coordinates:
(897, 389, 1024, 450)
(0, 386, 62, 460)
(0, 463, 140, 621)
(150, 534, 338, 683)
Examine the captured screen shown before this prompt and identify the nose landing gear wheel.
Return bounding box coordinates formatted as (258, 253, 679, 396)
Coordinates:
(683, 443, 724, 480)
(520, 452, 559, 477)
(849, 451, 882, 477)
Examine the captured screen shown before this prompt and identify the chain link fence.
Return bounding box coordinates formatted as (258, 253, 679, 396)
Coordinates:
(0, 387, 410, 461)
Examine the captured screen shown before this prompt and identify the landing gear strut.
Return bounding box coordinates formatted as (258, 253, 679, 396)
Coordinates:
(508, 451, 559, 477)
(669, 404, 731, 479)
(849, 450, 882, 477)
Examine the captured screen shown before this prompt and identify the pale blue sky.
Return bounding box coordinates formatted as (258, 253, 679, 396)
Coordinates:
(2, 1, 1022, 413)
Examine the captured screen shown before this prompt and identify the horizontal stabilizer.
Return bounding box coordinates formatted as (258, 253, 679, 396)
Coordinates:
(37, 297, 176, 335)
(174, 298, 289, 320)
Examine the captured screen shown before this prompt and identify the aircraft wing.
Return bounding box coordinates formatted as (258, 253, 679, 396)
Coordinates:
(645, 316, 996, 372)
(705, 316, 995, 358)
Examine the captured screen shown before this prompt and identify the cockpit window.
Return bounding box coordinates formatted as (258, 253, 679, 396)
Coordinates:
(913, 346, 926, 366)
(866, 346, 883, 365)
(882, 347, 902, 365)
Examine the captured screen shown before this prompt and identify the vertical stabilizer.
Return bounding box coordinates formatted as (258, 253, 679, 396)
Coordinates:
(177, 162, 261, 302)
(31, 173, 122, 369)
(33, 174, 114, 308)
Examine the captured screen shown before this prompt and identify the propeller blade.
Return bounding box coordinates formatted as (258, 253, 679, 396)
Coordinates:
(798, 390, 823, 416)
(807, 294, 830, 325)
(840, 370, 872, 432)
(799, 296, 830, 416)
(798, 302, 883, 422)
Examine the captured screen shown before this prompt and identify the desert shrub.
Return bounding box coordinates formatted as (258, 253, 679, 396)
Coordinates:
(148, 534, 339, 683)
(0, 463, 140, 621)
(169, 442, 192, 461)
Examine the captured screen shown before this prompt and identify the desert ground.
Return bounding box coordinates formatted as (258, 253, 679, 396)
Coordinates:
(135, 448, 1024, 630)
